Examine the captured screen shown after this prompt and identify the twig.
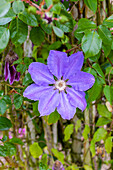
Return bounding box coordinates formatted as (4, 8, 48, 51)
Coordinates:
(107, 56, 113, 67)
(24, 115, 37, 125)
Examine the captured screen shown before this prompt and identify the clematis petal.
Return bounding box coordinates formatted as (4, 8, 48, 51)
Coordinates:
(47, 50, 69, 79)
(9, 65, 16, 85)
(63, 51, 84, 79)
(4, 62, 9, 81)
(57, 91, 76, 120)
(38, 88, 60, 116)
(68, 71, 95, 91)
(23, 84, 52, 101)
(28, 62, 54, 85)
(15, 71, 20, 81)
(67, 88, 87, 111)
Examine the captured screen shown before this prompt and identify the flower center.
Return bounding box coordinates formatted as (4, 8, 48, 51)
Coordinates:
(55, 79, 66, 91)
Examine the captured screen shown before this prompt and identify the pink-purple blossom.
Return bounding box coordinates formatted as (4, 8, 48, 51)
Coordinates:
(23, 50, 95, 120)
(4, 51, 20, 85)
(52, 160, 65, 170)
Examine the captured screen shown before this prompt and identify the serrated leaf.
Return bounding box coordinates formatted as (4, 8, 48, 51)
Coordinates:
(4, 142, 16, 156)
(64, 124, 74, 141)
(53, 26, 64, 38)
(19, 9, 38, 26)
(3, 95, 11, 105)
(16, 64, 27, 74)
(30, 27, 45, 46)
(0, 117, 12, 131)
(96, 117, 111, 126)
(10, 18, 28, 46)
(0, 100, 7, 115)
(84, 0, 97, 13)
(0, 0, 10, 17)
(48, 111, 60, 124)
(12, 0, 25, 14)
(0, 27, 10, 51)
(97, 104, 112, 118)
(76, 18, 97, 33)
(14, 94, 23, 109)
(30, 142, 42, 158)
(82, 31, 102, 58)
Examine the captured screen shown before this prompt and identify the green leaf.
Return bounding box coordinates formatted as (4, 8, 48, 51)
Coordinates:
(14, 94, 23, 109)
(102, 44, 111, 57)
(23, 73, 33, 86)
(105, 137, 113, 153)
(10, 18, 28, 46)
(51, 148, 64, 164)
(12, 0, 25, 14)
(0, 27, 10, 51)
(48, 41, 62, 50)
(75, 119, 81, 133)
(18, 9, 38, 26)
(53, 26, 64, 38)
(92, 63, 105, 80)
(87, 78, 102, 103)
(9, 138, 24, 145)
(0, 0, 10, 17)
(40, 20, 52, 34)
(30, 142, 43, 158)
(51, 3, 61, 15)
(103, 15, 113, 28)
(0, 99, 7, 115)
(90, 140, 95, 157)
(97, 104, 112, 118)
(0, 145, 7, 157)
(84, 0, 97, 13)
(16, 64, 27, 74)
(4, 142, 16, 156)
(64, 124, 74, 141)
(48, 111, 60, 124)
(33, 101, 40, 116)
(93, 128, 107, 142)
(82, 31, 102, 58)
(84, 165, 93, 170)
(39, 162, 47, 170)
(82, 125, 90, 140)
(96, 117, 111, 126)
(30, 27, 45, 46)
(76, 18, 97, 33)
(103, 85, 112, 104)
(0, 117, 12, 131)
(3, 95, 11, 105)
(0, 90, 4, 97)
(98, 25, 112, 45)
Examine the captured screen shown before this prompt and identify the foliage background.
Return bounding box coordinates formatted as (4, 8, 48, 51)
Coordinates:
(0, 0, 113, 169)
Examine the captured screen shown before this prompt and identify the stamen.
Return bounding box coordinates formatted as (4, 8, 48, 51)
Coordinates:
(55, 79, 66, 91)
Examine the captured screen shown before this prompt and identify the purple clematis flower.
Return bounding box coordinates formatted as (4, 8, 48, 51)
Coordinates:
(52, 160, 65, 170)
(4, 50, 20, 85)
(23, 50, 95, 120)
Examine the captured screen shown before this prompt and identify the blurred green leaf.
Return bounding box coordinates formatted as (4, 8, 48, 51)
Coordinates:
(84, 0, 97, 13)
(64, 124, 74, 141)
(14, 94, 23, 109)
(75, 119, 81, 133)
(0, 117, 12, 131)
(103, 15, 113, 28)
(4, 142, 16, 156)
(0, 0, 10, 17)
(104, 85, 112, 104)
(48, 111, 60, 124)
(19, 9, 38, 26)
(51, 148, 64, 163)
(30, 27, 45, 46)
(12, 0, 25, 14)
(97, 104, 112, 118)
(0, 99, 7, 115)
(23, 73, 33, 86)
(105, 137, 113, 153)
(93, 128, 107, 142)
(0, 27, 10, 51)
(82, 125, 90, 140)
(53, 26, 64, 38)
(10, 138, 24, 145)
(92, 63, 105, 80)
(76, 18, 97, 33)
(16, 64, 27, 74)
(96, 117, 111, 126)
(30, 142, 43, 158)
(10, 18, 28, 46)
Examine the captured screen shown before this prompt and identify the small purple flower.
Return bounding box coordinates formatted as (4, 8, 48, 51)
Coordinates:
(52, 160, 65, 170)
(4, 51, 20, 85)
(23, 50, 95, 120)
